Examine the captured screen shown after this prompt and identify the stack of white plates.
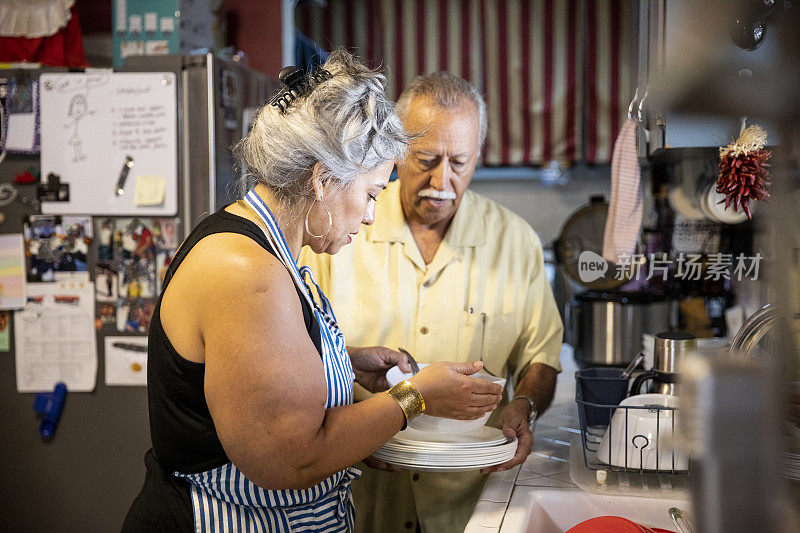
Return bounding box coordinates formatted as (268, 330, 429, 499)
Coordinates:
(373, 426, 517, 472)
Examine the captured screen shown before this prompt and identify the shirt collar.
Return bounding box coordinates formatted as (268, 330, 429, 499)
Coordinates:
(366, 180, 486, 248)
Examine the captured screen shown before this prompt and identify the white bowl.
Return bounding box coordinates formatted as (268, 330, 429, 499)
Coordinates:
(597, 393, 688, 471)
(386, 363, 507, 433)
(703, 186, 754, 224)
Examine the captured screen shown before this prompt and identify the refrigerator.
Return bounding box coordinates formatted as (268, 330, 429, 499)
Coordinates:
(0, 55, 274, 531)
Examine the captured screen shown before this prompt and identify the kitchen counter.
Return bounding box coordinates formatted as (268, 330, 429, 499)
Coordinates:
(465, 345, 691, 533)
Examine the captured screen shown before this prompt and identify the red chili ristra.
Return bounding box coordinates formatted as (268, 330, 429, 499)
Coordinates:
(716, 148, 771, 220)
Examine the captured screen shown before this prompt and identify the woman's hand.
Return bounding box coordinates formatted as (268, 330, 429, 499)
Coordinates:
(409, 361, 504, 420)
(348, 346, 411, 393)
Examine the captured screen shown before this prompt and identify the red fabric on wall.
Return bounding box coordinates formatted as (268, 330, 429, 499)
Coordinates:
(218, 0, 283, 76)
(0, 6, 88, 68)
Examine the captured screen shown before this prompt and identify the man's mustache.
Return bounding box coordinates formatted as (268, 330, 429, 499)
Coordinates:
(418, 189, 457, 200)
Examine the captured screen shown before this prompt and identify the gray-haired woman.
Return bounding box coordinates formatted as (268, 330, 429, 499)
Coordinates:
(123, 49, 502, 533)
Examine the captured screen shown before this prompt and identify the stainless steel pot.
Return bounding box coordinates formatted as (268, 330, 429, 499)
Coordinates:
(566, 291, 673, 367)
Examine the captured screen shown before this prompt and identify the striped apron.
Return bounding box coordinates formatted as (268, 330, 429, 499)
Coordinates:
(174, 189, 360, 532)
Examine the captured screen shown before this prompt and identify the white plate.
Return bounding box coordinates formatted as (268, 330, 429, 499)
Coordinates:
(374, 457, 512, 470)
(372, 456, 515, 468)
(392, 426, 508, 448)
(374, 438, 517, 463)
(372, 454, 514, 468)
(373, 446, 516, 463)
(372, 450, 514, 464)
(377, 446, 515, 460)
(371, 454, 514, 471)
(388, 463, 503, 472)
(379, 439, 517, 456)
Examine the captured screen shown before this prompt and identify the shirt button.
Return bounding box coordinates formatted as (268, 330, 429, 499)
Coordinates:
(420, 326, 428, 334)
(412, 473, 420, 481)
(422, 280, 431, 287)
(404, 521, 414, 529)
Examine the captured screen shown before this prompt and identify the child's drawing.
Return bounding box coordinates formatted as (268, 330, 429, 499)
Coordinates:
(65, 94, 93, 162)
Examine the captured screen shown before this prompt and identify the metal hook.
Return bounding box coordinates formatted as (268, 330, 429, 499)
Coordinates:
(637, 86, 649, 124)
(627, 86, 640, 119)
(635, 85, 651, 144)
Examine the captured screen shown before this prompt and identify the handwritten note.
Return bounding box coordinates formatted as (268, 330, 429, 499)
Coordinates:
(111, 101, 169, 152)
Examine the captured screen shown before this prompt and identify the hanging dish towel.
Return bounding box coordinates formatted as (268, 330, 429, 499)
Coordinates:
(602, 118, 643, 263)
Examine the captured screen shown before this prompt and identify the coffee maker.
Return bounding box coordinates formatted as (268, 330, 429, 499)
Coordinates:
(631, 332, 696, 395)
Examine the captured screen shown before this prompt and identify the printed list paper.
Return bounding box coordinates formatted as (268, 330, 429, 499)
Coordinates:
(15, 281, 97, 392)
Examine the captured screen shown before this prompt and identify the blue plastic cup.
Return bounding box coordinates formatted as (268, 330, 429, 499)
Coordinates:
(576, 368, 630, 428)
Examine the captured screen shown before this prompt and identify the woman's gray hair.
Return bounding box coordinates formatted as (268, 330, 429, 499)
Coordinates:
(236, 48, 409, 206)
(395, 72, 487, 152)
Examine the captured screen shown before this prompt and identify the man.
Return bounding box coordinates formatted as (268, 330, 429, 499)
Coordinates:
(299, 72, 563, 533)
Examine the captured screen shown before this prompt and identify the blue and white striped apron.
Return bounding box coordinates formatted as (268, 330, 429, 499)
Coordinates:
(174, 189, 360, 532)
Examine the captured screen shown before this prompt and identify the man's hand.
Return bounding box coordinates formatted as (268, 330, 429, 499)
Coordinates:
(362, 455, 404, 473)
(348, 346, 411, 393)
(480, 399, 534, 474)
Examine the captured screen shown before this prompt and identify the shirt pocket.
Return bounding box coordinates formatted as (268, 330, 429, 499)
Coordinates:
(458, 310, 518, 378)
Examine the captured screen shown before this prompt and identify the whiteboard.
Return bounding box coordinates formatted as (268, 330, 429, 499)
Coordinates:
(40, 72, 177, 215)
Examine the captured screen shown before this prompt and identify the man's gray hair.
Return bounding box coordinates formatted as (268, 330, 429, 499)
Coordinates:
(395, 72, 487, 151)
(236, 48, 408, 205)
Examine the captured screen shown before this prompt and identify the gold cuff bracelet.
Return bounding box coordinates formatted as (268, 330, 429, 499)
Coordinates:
(388, 380, 426, 430)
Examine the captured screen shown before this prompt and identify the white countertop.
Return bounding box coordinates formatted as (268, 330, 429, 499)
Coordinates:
(465, 345, 579, 532)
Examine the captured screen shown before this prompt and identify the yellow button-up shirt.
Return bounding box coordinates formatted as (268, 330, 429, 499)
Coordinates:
(300, 179, 562, 381)
(299, 180, 563, 533)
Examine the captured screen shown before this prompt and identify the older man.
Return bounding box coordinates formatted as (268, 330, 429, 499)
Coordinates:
(299, 72, 563, 533)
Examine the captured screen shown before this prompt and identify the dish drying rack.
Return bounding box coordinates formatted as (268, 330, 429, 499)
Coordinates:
(568, 436, 691, 498)
(575, 386, 688, 482)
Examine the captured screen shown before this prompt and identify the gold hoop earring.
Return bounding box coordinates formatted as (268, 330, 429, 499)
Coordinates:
(305, 199, 332, 239)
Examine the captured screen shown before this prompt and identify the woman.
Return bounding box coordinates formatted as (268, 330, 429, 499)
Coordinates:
(123, 50, 503, 532)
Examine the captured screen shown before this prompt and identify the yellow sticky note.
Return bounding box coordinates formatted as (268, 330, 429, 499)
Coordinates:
(134, 174, 165, 206)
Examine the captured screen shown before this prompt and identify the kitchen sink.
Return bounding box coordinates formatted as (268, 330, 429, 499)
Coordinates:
(501, 487, 692, 533)
(487, 350, 693, 533)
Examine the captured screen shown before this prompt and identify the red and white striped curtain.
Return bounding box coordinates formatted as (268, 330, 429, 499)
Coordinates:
(584, 0, 635, 163)
(297, 0, 635, 166)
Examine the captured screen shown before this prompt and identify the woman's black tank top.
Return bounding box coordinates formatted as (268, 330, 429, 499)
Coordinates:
(147, 209, 323, 474)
